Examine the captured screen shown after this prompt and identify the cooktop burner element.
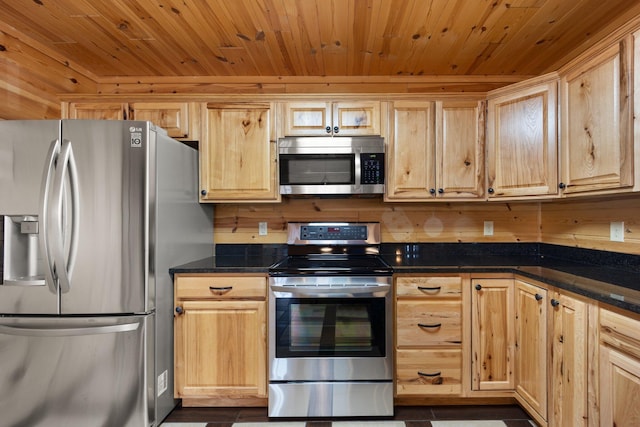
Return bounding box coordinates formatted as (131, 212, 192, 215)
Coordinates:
(268, 222, 392, 276)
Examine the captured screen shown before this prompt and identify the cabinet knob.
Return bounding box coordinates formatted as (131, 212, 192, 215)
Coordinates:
(429, 188, 436, 195)
(475, 284, 482, 291)
(325, 126, 332, 134)
(333, 126, 339, 134)
(535, 293, 543, 301)
(175, 306, 184, 314)
(558, 182, 566, 190)
(550, 299, 560, 307)
(487, 187, 495, 194)
(438, 188, 444, 194)
(200, 189, 207, 196)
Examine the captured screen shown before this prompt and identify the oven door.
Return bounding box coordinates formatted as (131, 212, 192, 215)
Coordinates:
(268, 281, 393, 382)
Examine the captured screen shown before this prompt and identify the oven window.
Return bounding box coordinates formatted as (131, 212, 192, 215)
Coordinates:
(274, 297, 386, 357)
(279, 154, 355, 185)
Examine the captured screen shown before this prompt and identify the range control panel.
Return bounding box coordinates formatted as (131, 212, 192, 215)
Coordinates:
(287, 222, 381, 245)
(300, 224, 368, 241)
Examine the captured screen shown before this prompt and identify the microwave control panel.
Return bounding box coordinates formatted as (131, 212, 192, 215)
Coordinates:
(360, 153, 385, 185)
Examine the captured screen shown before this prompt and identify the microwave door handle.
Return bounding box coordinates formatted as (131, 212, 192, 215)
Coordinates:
(50, 139, 80, 294)
(39, 139, 60, 294)
(354, 152, 361, 189)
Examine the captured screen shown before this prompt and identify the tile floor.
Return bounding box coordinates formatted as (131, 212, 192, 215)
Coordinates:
(160, 405, 536, 427)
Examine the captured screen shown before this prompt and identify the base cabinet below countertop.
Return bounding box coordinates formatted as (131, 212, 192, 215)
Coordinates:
(173, 274, 268, 406)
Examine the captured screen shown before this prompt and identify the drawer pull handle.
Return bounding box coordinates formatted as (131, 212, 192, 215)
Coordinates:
(417, 286, 441, 292)
(418, 371, 441, 377)
(209, 286, 233, 293)
(418, 323, 442, 329)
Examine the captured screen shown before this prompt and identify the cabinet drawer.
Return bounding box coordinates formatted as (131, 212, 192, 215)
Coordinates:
(396, 349, 462, 396)
(600, 308, 640, 359)
(396, 301, 461, 347)
(396, 276, 462, 298)
(176, 275, 267, 299)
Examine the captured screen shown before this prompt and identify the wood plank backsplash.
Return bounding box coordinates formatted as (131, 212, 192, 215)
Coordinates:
(540, 195, 640, 254)
(213, 195, 640, 255)
(213, 198, 541, 244)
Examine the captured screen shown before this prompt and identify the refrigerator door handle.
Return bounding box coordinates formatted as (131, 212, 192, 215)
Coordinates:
(0, 322, 139, 337)
(39, 139, 60, 295)
(50, 139, 80, 294)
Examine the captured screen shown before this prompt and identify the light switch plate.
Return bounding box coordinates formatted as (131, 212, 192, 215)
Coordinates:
(484, 221, 494, 236)
(610, 221, 624, 242)
(259, 222, 268, 236)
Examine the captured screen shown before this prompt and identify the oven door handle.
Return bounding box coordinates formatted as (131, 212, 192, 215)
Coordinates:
(270, 285, 391, 297)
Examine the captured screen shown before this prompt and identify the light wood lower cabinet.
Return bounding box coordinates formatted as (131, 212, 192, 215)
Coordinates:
(471, 277, 515, 391)
(174, 274, 267, 406)
(549, 291, 590, 427)
(514, 280, 548, 422)
(599, 308, 640, 427)
(395, 275, 463, 397)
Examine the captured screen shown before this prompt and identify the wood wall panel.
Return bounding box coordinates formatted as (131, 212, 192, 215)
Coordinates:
(214, 196, 640, 256)
(213, 198, 540, 244)
(540, 195, 640, 254)
(0, 24, 97, 119)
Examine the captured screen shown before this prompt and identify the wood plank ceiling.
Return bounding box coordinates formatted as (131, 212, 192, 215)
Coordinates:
(1, 0, 640, 81)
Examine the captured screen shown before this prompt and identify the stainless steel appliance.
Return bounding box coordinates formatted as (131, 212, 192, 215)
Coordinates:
(278, 136, 385, 196)
(0, 120, 214, 427)
(268, 222, 393, 417)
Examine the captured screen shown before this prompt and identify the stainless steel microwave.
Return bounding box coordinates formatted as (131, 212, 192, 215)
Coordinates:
(278, 136, 385, 196)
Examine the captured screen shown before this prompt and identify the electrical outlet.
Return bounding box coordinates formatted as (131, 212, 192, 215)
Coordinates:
(610, 221, 624, 242)
(259, 222, 268, 236)
(484, 221, 494, 236)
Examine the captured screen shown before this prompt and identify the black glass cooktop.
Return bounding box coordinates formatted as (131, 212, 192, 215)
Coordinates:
(269, 254, 393, 276)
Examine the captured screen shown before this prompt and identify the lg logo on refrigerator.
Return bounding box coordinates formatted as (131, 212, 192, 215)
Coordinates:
(129, 126, 143, 148)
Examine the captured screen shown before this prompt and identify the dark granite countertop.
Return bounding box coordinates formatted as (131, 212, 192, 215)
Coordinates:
(169, 243, 640, 314)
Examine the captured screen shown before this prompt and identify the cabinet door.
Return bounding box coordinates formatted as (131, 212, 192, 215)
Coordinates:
(65, 102, 127, 120)
(514, 280, 548, 420)
(174, 299, 267, 399)
(130, 102, 197, 139)
(281, 101, 380, 136)
(386, 101, 436, 200)
(200, 103, 279, 202)
(560, 38, 633, 194)
(599, 346, 640, 427)
(281, 101, 332, 136)
(332, 101, 381, 135)
(435, 100, 485, 199)
(486, 76, 559, 198)
(549, 292, 589, 427)
(471, 278, 515, 391)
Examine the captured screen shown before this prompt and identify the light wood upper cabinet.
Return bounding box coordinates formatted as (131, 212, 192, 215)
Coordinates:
(386, 100, 484, 201)
(471, 277, 515, 391)
(199, 102, 279, 203)
(559, 37, 634, 195)
(129, 102, 199, 140)
(64, 102, 127, 120)
(174, 274, 268, 406)
(486, 75, 559, 199)
(280, 101, 381, 136)
(514, 280, 548, 422)
(63, 101, 200, 140)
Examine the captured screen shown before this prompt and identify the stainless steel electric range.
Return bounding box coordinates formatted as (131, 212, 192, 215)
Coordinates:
(268, 222, 393, 418)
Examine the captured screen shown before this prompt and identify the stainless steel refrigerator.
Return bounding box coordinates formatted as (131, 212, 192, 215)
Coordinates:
(0, 120, 214, 427)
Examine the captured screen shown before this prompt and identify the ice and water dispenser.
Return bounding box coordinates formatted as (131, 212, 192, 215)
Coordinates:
(1, 215, 45, 285)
